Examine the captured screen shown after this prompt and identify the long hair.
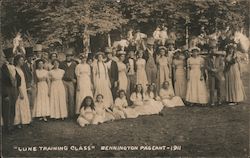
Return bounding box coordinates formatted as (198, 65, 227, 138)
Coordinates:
(134, 84, 144, 100)
(80, 96, 95, 110)
(145, 84, 157, 99)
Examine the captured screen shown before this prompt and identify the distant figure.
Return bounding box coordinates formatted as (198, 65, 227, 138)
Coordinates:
(13, 32, 26, 55)
(159, 26, 168, 45)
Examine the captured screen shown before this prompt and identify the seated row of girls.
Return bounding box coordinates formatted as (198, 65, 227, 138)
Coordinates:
(77, 82, 184, 127)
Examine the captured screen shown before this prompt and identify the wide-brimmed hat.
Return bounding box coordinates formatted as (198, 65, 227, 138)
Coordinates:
(147, 38, 155, 45)
(174, 49, 182, 53)
(33, 44, 43, 52)
(65, 48, 74, 56)
(158, 46, 167, 52)
(189, 46, 201, 52)
(79, 53, 88, 59)
(25, 47, 34, 57)
(3, 48, 14, 58)
(117, 50, 126, 56)
(104, 47, 113, 54)
(95, 51, 105, 58)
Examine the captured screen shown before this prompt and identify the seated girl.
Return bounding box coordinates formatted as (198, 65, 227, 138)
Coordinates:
(159, 81, 185, 107)
(131, 84, 162, 116)
(77, 96, 97, 127)
(113, 90, 138, 119)
(130, 84, 144, 107)
(94, 94, 115, 123)
(143, 83, 164, 114)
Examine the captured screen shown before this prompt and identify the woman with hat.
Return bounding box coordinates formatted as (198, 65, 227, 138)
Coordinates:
(117, 51, 128, 93)
(172, 49, 187, 99)
(156, 46, 173, 94)
(186, 47, 208, 105)
(14, 54, 32, 127)
(92, 52, 113, 108)
(224, 43, 246, 105)
(75, 54, 93, 114)
(32, 59, 50, 121)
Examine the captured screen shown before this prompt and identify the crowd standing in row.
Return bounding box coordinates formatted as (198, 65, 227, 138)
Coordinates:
(2, 28, 247, 132)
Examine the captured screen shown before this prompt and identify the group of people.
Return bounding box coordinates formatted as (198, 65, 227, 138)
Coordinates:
(1, 29, 247, 132)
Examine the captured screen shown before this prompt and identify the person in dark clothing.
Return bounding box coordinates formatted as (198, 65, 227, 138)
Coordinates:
(1, 48, 21, 133)
(59, 48, 77, 118)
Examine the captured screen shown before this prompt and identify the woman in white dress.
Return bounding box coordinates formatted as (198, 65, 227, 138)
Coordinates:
(135, 50, 148, 91)
(32, 59, 50, 121)
(159, 81, 184, 107)
(77, 96, 96, 127)
(156, 46, 173, 93)
(94, 94, 115, 123)
(117, 51, 128, 92)
(75, 54, 93, 114)
(113, 90, 138, 119)
(186, 47, 208, 105)
(14, 55, 32, 127)
(49, 59, 68, 119)
(92, 52, 113, 108)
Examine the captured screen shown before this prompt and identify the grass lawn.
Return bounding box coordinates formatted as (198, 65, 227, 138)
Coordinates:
(2, 72, 249, 157)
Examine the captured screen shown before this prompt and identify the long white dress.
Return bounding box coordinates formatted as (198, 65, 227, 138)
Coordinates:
(93, 61, 113, 108)
(136, 58, 148, 91)
(113, 97, 138, 119)
(32, 69, 50, 117)
(75, 63, 93, 114)
(117, 61, 128, 92)
(77, 107, 96, 127)
(186, 57, 208, 104)
(14, 67, 32, 125)
(49, 69, 68, 119)
(159, 88, 184, 107)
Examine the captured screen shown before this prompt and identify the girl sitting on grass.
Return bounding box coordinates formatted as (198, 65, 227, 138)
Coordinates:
(77, 96, 96, 127)
(113, 90, 138, 119)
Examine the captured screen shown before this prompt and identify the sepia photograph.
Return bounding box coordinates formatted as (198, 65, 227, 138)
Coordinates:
(0, 0, 249, 157)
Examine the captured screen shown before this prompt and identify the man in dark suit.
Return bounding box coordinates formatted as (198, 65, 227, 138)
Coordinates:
(59, 48, 77, 118)
(22, 47, 35, 109)
(105, 47, 119, 99)
(143, 38, 157, 85)
(206, 40, 226, 106)
(1, 48, 21, 133)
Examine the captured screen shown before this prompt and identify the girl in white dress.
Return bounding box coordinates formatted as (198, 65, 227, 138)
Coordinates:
(32, 59, 50, 121)
(136, 50, 148, 91)
(49, 59, 68, 119)
(159, 81, 185, 107)
(94, 94, 115, 123)
(113, 90, 138, 119)
(93, 52, 113, 108)
(75, 54, 93, 114)
(186, 47, 208, 105)
(117, 51, 128, 92)
(77, 96, 96, 127)
(143, 83, 164, 114)
(14, 55, 32, 127)
(133, 84, 163, 115)
(130, 84, 144, 107)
